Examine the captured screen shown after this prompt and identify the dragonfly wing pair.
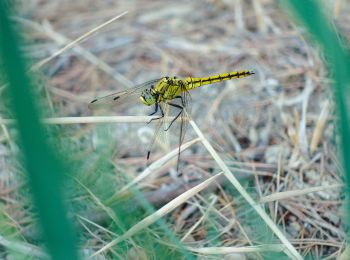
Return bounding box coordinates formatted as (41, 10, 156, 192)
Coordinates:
(88, 78, 161, 110)
(146, 82, 192, 170)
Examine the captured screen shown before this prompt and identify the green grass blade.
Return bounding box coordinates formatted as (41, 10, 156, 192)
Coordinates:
(284, 0, 350, 223)
(0, 5, 79, 260)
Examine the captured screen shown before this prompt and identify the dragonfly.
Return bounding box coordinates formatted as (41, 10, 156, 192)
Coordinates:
(89, 70, 254, 169)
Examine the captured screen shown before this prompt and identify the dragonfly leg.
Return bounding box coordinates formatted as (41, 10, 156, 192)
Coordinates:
(174, 95, 183, 101)
(148, 103, 158, 116)
(165, 102, 183, 131)
(174, 95, 186, 107)
(147, 104, 164, 124)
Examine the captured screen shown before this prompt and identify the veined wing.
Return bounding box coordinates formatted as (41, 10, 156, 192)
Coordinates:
(89, 78, 161, 109)
(146, 82, 192, 172)
(175, 85, 192, 171)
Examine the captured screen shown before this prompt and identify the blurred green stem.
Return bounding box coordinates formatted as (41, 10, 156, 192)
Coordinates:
(285, 0, 350, 224)
(0, 4, 79, 260)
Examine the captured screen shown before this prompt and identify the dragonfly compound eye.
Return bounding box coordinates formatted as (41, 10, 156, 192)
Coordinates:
(140, 90, 156, 106)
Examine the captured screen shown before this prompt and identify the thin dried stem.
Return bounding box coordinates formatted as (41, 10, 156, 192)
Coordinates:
(30, 11, 128, 70)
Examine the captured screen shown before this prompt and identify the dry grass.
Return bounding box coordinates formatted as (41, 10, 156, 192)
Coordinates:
(0, 0, 348, 259)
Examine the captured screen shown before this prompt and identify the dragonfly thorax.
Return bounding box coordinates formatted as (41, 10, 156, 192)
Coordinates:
(140, 88, 157, 106)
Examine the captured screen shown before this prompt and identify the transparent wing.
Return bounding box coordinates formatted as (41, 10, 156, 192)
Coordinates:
(175, 86, 192, 171)
(89, 78, 161, 110)
(146, 83, 192, 172)
(146, 102, 169, 160)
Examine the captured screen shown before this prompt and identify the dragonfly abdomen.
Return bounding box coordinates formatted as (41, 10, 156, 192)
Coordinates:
(185, 70, 254, 90)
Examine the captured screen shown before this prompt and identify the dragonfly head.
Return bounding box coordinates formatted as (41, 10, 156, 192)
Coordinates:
(140, 88, 157, 106)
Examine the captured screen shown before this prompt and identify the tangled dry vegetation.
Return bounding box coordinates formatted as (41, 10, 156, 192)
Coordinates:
(1, 0, 349, 259)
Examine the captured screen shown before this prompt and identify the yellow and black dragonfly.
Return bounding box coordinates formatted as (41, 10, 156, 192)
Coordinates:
(89, 70, 254, 168)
